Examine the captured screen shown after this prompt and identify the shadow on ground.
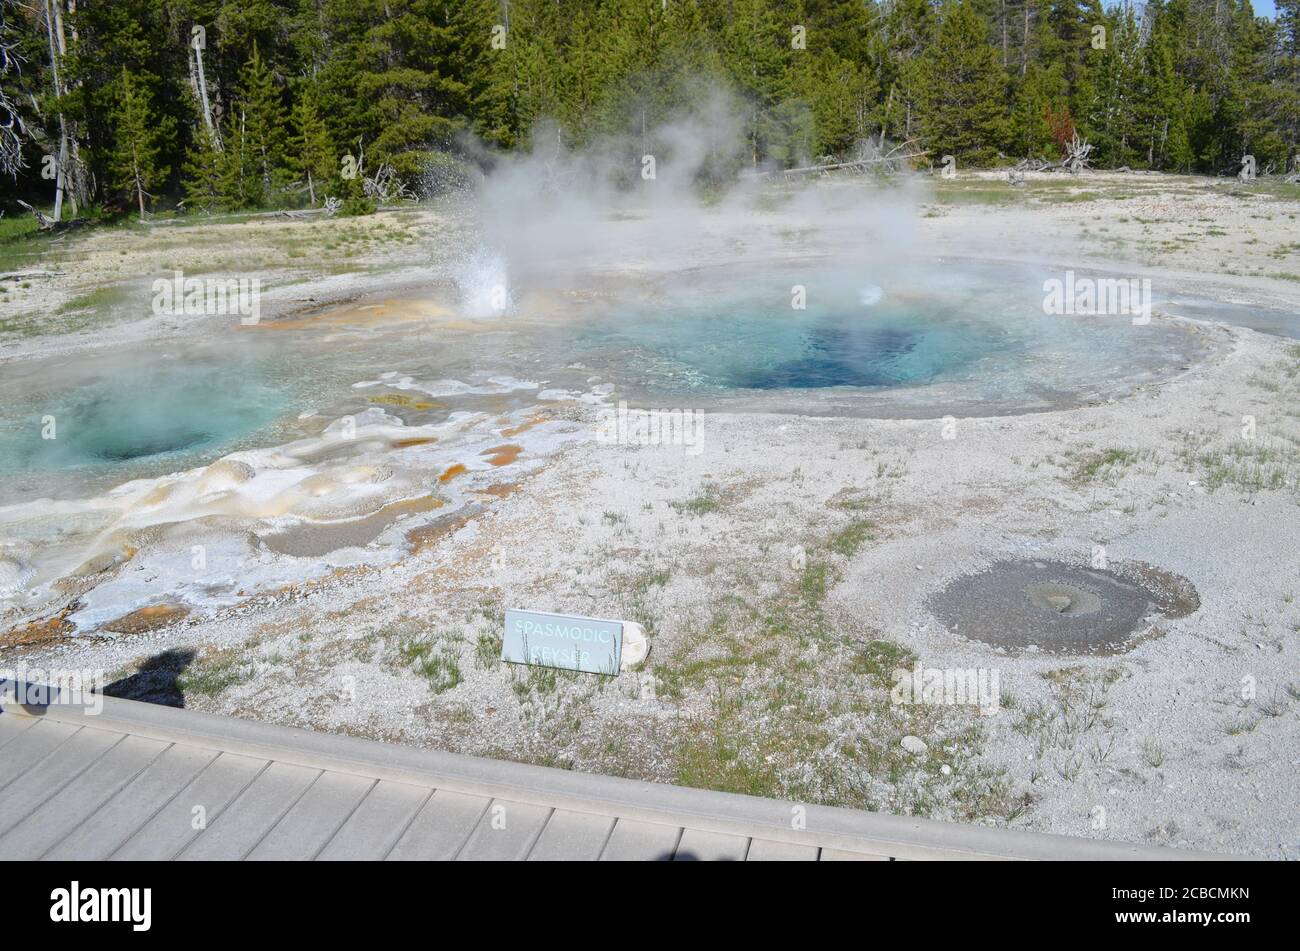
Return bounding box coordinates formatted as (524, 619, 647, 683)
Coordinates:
(103, 649, 196, 708)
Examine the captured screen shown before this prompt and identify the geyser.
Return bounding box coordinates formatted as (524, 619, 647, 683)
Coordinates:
(928, 559, 1199, 656)
(456, 247, 513, 317)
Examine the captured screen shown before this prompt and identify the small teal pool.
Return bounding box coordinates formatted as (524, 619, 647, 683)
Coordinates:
(24, 365, 280, 464)
(0, 341, 304, 503)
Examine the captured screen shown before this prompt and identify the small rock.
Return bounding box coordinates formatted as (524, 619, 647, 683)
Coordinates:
(901, 735, 928, 755)
(940, 764, 951, 776)
(621, 621, 650, 670)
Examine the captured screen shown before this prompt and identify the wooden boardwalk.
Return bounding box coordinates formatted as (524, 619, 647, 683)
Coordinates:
(0, 681, 1223, 861)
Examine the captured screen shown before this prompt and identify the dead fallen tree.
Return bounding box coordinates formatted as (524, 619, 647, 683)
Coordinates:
(14, 199, 90, 232)
(274, 196, 343, 218)
(362, 163, 416, 203)
(1012, 133, 1095, 175)
(15, 199, 55, 228)
(771, 139, 929, 178)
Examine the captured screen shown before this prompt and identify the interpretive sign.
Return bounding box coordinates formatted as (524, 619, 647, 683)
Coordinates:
(502, 609, 623, 675)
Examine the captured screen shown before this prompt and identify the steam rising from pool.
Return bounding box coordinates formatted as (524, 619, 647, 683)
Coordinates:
(464, 90, 928, 291)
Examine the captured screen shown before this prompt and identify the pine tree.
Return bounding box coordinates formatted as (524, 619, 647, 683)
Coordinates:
(346, 0, 480, 178)
(109, 68, 172, 216)
(872, 0, 936, 145)
(238, 43, 288, 198)
(794, 51, 877, 160)
(1141, 9, 1194, 171)
(721, 0, 792, 166)
(289, 82, 335, 205)
(557, 3, 616, 145)
(1234, 1, 1298, 172)
(1087, 6, 1145, 167)
(454, 0, 512, 148)
(217, 107, 263, 210)
(917, 2, 1009, 165)
(1009, 62, 1066, 159)
(182, 121, 225, 212)
(1273, 0, 1300, 168)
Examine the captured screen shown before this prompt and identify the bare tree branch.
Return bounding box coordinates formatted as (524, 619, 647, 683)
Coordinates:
(0, 0, 29, 178)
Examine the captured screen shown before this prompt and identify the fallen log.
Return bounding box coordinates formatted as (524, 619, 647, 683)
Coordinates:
(15, 199, 54, 229)
(15, 199, 90, 233)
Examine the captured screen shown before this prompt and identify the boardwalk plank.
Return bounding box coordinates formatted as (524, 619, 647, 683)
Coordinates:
(456, 800, 551, 861)
(111, 753, 267, 860)
(386, 789, 491, 860)
(0, 720, 81, 791)
(599, 819, 682, 861)
(44, 744, 217, 860)
(316, 781, 430, 861)
(746, 838, 820, 861)
(526, 809, 614, 861)
(0, 734, 166, 859)
(177, 762, 319, 860)
(820, 847, 891, 861)
(247, 771, 374, 860)
(0, 712, 37, 749)
(674, 828, 749, 861)
(0, 726, 121, 838)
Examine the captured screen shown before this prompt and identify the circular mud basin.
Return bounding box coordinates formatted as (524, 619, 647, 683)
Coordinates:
(929, 559, 1196, 656)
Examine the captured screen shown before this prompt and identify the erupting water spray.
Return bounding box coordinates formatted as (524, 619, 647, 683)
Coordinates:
(456, 247, 513, 317)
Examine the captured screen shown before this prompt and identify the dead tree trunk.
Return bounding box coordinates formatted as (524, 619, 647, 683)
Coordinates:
(42, 0, 69, 221)
(192, 31, 220, 149)
(53, 0, 88, 210)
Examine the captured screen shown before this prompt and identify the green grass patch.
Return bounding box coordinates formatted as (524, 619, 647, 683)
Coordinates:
(1182, 435, 1298, 495)
(0, 214, 52, 274)
(400, 636, 463, 693)
(176, 648, 254, 697)
(475, 631, 502, 669)
(669, 482, 723, 516)
(829, 519, 874, 557)
(850, 639, 917, 688)
(1066, 447, 1140, 485)
(931, 181, 1019, 206)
